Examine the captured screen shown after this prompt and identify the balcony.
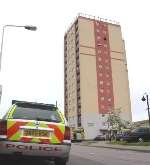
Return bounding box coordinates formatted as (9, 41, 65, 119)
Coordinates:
(76, 54, 79, 59)
(76, 60, 80, 67)
(76, 47, 79, 53)
(77, 84, 80, 90)
(78, 102, 81, 108)
(77, 93, 80, 98)
(77, 74, 80, 80)
(76, 39, 79, 46)
(78, 123, 81, 127)
(77, 107, 81, 114)
(77, 79, 80, 84)
(75, 31, 79, 38)
(76, 71, 80, 76)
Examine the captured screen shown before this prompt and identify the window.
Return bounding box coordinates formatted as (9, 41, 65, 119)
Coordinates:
(12, 106, 62, 123)
(98, 43, 102, 46)
(105, 59, 109, 63)
(100, 89, 104, 93)
(72, 106, 75, 111)
(96, 29, 100, 33)
(100, 81, 104, 85)
(98, 50, 101, 54)
(99, 65, 102, 69)
(132, 128, 149, 133)
(108, 98, 112, 102)
(104, 44, 108, 48)
(78, 115, 81, 125)
(69, 100, 71, 105)
(105, 66, 110, 70)
(104, 51, 108, 55)
(97, 36, 101, 40)
(96, 22, 99, 26)
(100, 97, 104, 101)
(98, 57, 102, 61)
(101, 105, 105, 109)
(106, 74, 110, 78)
(107, 89, 110, 93)
(103, 30, 107, 34)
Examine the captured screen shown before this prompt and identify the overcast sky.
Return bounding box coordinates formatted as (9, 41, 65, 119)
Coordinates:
(0, 0, 149, 121)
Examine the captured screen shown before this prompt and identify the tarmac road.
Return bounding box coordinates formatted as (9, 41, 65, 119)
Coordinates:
(1, 144, 150, 165)
(0, 155, 100, 165)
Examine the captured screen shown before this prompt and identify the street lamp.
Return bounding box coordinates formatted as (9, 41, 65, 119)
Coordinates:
(0, 24, 37, 70)
(141, 93, 150, 127)
(0, 24, 37, 103)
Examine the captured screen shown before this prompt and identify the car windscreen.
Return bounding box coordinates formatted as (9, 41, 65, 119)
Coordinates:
(11, 107, 62, 123)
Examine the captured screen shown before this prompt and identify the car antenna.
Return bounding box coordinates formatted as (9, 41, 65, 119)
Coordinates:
(56, 101, 57, 108)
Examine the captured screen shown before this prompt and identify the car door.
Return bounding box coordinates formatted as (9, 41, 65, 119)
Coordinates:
(148, 128, 150, 141)
(140, 128, 149, 141)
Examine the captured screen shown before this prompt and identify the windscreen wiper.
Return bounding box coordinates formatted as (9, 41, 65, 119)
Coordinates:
(36, 118, 60, 123)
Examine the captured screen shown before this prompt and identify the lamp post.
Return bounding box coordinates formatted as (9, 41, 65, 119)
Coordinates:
(0, 25, 37, 70)
(141, 93, 150, 127)
(0, 25, 37, 103)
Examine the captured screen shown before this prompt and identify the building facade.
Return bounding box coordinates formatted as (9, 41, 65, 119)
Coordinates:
(64, 14, 132, 139)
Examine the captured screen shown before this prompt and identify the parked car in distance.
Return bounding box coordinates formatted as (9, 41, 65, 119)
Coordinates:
(120, 127, 150, 142)
(116, 133, 124, 141)
(94, 134, 106, 141)
(116, 131, 131, 141)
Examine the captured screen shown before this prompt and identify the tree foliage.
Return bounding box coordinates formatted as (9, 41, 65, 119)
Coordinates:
(107, 111, 131, 131)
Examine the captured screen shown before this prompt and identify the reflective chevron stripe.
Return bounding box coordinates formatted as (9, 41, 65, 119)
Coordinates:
(7, 120, 65, 144)
(7, 121, 26, 139)
(48, 124, 64, 142)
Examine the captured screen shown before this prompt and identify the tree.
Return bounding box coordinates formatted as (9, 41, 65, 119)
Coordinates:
(107, 111, 131, 132)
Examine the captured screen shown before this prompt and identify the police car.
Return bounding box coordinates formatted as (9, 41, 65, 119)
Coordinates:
(0, 100, 71, 165)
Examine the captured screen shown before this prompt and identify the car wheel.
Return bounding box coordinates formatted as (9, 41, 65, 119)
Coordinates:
(55, 158, 68, 165)
(138, 137, 144, 143)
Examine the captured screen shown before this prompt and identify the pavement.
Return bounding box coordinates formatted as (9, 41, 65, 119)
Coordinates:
(75, 141, 150, 153)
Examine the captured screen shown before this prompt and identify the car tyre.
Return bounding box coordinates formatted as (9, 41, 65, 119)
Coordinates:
(55, 158, 68, 165)
(138, 137, 144, 143)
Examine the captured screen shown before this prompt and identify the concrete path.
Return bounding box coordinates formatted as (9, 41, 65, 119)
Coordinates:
(76, 141, 150, 152)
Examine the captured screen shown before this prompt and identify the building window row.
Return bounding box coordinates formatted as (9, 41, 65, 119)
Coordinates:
(77, 115, 81, 127)
(67, 31, 75, 38)
(99, 80, 111, 87)
(100, 96, 112, 101)
(75, 20, 82, 127)
(98, 72, 111, 79)
(97, 48, 109, 56)
(64, 47, 67, 52)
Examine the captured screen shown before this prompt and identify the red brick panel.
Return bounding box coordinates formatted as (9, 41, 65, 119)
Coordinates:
(94, 21, 114, 114)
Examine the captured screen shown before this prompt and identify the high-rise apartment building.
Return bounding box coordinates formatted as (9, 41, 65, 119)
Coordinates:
(64, 14, 132, 139)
